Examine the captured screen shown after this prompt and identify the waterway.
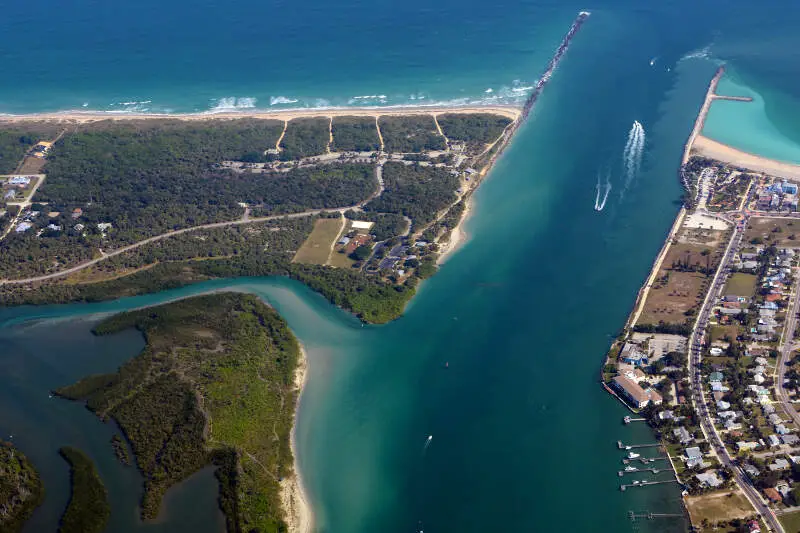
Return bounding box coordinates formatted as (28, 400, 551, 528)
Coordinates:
(5, 2, 800, 533)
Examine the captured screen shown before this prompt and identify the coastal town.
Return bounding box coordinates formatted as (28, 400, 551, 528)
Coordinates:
(604, 68, 800, 532)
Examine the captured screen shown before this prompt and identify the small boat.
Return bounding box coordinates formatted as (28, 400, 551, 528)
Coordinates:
(625, 446, 632, 450)
(632, 480, 640, 485)
(624, 466, 636, 472)
(628, 452, 640, 459)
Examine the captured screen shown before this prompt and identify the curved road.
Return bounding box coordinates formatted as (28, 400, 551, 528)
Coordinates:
(1, 163, 386, 286)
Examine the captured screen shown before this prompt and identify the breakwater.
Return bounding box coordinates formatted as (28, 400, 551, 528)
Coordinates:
(482, 11, 590, 172)
(521, 11, 591, 120)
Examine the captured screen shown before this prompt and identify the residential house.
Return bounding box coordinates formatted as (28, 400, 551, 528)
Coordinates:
(673, 427, 692, 445)
(769, 458, 790, 471)
(781, 434, 800, 446)
(764, 487, 782, 503)
(695, 472, 723, 488)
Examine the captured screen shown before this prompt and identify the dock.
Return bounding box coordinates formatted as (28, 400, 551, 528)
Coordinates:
(622, 456, 668, 465)
(618, 468, 666, 476)
(620, 479, 679, 492)
(628, 511, 684, 521)
(623, 416, 646, 424)
(713, 95, 753, 103)
(617, 440, 662, 449)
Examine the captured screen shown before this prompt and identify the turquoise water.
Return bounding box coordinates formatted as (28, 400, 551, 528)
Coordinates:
(4, 2, 800, 532)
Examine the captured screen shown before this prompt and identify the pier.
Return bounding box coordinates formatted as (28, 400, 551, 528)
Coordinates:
(620, 479, 679, 492)
(622, 456, 668, 465)
(618, 468, 666, 476)
(623, 416, 646, 424)
(628, 511, 684, 521)
(617, 440, 662, 449)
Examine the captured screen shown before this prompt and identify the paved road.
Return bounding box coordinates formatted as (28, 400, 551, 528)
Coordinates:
(776, 266, 800, 427)
(686, 212, 785, 533)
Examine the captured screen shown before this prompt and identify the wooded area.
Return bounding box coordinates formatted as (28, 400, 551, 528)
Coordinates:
(56, 293, 300, 532)
(331, 117, 380, 152)
(364, 162, 459, 230)
(57, 447, 109, 533)
(437, 113, 512, 146)
(378, 116, 446, 153)
(278, 118, 330, 160)
(0, 441, 43, 533)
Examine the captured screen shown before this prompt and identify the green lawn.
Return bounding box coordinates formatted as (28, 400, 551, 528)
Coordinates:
(725, 272, 758, 298)
(779, 510, 800, 533)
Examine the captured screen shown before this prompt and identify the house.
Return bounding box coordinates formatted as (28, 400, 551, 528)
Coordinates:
(768, 414, 783, 425)
(777, 480, 792, 499)
(781, 434, 800, 446)
(695, 472, 723, 488)
(736, 441, 758, 452)
(620, 343, 648, 367)
(73, 223, 85, 232)
(32, 141, 53, 156)
(15, 222, 32, 233)
(711, 382, 730, 392)
(742, 260, 759, 270)
(612, 375, 661, 408)
(753, 374, 765, 384)
(71, 208, 83, 219)
(685, 447, 702, 461)
(97, 223, 113, 232)
(747, 520, 761, 533)
(717, 400, 731, 410)
(673, 427, 692, 444)
(3, 190, 15, 200)
(658, 410, 675, 421)
(709, 371, 724, 383)
(724, 419, 742, 431)
(769, 458, 790, 471)
(776, 424, 789, 435)
(764, 487, 782, 503)
(743, 464, 760, 478)
(338, 236, 351, 246)
(7, 176, 31, 187)
(46, 224, 61, 231)
(768, 434, 781, 447)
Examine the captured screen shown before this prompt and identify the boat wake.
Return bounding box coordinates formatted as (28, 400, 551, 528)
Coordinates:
(621, 120, 646, 196)
(594, 171, 612, 211)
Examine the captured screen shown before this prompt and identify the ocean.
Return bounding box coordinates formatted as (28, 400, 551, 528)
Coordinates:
(3, 1, 800, 532)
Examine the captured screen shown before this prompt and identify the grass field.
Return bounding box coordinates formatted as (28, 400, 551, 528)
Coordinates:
(328, 247, 356, 268)
(709, 324, 741, 343)
(292, 218, 344, 265)
(685, 490, 756, 526)
(639, 270, 708, 325)
(780, 510, 800, 533)
(725, 273, 758, 298)
(745, 217, 800, 247)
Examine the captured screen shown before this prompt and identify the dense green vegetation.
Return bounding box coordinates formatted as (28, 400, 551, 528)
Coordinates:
(0, 122, 62, 174)
(35, 119, 290, 237)
(437, 113, 512, 146)
(344, 209, 408, 241)
(278, 118, 330, 160)
(365, 162, 459, 230)
(331, 117, 380, 152)
(1, 160, 375, 278)
(55, 294, 301, 531)
(0, 251, 415, 323)
(421, 198, 466, 242)
(57, 447, 109, 533)
(0, 441, 43, 533)
(111, 434, 131, 466)
(378, 116, 446, 153)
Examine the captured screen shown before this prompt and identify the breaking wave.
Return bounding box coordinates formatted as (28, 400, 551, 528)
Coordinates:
(209, 97, 257, 111)
(269, 96, 299, 106)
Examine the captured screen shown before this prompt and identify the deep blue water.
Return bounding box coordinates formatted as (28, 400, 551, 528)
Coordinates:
(3, 2, 800, 533)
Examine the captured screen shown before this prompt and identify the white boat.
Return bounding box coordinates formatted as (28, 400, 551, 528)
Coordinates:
(627, 451, 640, 459)
(624, 466, 636, 472)
(632, 480, 640, 485)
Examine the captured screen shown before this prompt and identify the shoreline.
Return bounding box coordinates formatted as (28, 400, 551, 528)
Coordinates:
(0, 104, 521, 124)
(436, 195, 473, 265)
(692, 134, 800, 180)
(281, 342, 313, 533)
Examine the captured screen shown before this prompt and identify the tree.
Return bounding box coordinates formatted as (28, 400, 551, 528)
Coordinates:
(350, 245, 372, 261)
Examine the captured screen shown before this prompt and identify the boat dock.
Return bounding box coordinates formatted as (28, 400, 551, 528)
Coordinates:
(628, 511, 684, 521)
(620, 479, 678, 491)
(713, 95, 753, 103)
(623, 416, 646, 424)
(617, 440, 662, 449)
(618, 468, 666, 476)
(622, 456, 667, 465)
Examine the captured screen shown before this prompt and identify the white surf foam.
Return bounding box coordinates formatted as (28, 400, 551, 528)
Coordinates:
(269, 96, 299, 106)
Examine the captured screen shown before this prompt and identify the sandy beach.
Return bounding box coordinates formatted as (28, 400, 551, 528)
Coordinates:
(692, 135, 800, 180)
(0, 105, 521, 125)
(280, 343, 313, 533)
(436, 195, 473, 265)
